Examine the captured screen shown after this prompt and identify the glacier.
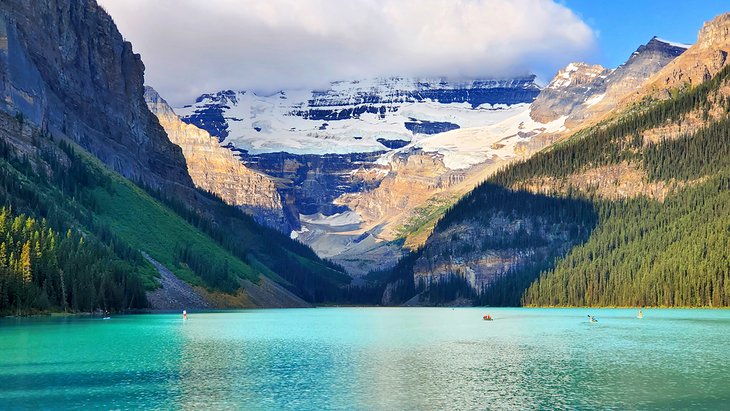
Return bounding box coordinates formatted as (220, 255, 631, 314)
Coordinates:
(175, 76, 541, 156)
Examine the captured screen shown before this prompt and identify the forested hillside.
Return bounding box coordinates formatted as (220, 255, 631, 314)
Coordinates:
(380, 59, 730, 307)
(0, 111, 356, 315)
(523, 173, 730, 306)
(0, 207, 148, 314)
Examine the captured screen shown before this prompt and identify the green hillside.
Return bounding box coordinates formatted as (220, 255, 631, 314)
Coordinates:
(382, 64, 730, 307)
(523, 173, 730, 307)
(0, 112, 351, 314)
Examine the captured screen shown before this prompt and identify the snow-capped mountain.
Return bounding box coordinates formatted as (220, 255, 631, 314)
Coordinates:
(167, 35, 687, 277)
(175, 76, 541, 155)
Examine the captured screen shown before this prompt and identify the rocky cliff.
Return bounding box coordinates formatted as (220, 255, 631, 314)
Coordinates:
(530, 62, 609, 123)
(144, 87, 289, 232)
(0, 0, 191, 189)
(631, 13, 730, 100)
(531, 37, 689, 128)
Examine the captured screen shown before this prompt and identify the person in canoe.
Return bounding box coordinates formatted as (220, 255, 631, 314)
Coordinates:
(483, 314, 493, 321)
(588, 315, 598, 323)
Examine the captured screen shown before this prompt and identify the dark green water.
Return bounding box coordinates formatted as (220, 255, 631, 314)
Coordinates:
(1, 308, 729, 410)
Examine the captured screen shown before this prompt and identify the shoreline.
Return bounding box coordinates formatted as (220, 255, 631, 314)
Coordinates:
(3, 305, 730, 318)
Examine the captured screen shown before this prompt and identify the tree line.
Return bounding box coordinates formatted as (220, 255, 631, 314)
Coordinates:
(0, 125, 152, 315)
(0, 208, 147, 315)
(374, 61, 730, 307)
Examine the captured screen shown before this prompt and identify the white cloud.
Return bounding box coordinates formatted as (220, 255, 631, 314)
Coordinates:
(99, 0, 597, 105)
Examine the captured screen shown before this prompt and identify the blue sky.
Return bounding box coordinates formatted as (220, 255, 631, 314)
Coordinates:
(565, 0, 728, 68)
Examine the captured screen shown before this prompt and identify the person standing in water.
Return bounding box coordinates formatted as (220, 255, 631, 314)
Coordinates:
(183, 309, 187, 320)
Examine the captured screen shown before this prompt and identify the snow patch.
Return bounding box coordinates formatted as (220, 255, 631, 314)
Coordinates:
(300, 211, 363, 227)
(584, 93, 606, 107)
(654, 37, 692, 49)
(175, 77, 539, 155)
(404, 107, 567, 170)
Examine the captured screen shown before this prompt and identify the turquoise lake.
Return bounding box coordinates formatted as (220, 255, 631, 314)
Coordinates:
(1, 308, 729, 410)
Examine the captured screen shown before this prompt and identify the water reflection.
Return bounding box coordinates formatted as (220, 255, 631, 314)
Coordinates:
(1, 308, 729, 410)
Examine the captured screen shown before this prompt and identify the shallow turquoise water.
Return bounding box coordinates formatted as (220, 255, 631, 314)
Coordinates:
(1, 308, 729, 410)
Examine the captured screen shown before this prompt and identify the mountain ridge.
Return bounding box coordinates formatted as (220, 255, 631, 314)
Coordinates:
(0, 0, 357, 312)
(144, 86, 290, 232)
(377, 13, 730, 307)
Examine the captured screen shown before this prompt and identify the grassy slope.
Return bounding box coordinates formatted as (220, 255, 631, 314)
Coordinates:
(71, 140, 351, 301)
(66, 142, 260, 287)
(92, 182, 258, 286)
(394, 196, 456, 249)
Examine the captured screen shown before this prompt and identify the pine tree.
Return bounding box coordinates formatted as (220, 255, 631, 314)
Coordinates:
(20, 241, 32, 285)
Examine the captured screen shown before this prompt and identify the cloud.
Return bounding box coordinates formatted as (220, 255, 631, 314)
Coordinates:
(98, 0, 597, 105)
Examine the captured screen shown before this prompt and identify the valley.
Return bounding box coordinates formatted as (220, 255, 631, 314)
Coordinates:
(1, 2, 729, 410)
(153, 36, 695, 279)
(0, 0, 727, 314)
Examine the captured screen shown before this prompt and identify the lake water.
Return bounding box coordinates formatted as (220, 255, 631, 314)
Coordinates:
(1, 308, 729, 410)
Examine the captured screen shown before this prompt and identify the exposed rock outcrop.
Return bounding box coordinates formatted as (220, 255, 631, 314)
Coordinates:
(144, 87, 289, 232)
(634, 13, 730, 100)
(0, 0, 192, 189)
(531, 37, 689, 128)
(515, 162, 696, 202)
(410, 213, 579, 294)
(530, 62, 609, 123)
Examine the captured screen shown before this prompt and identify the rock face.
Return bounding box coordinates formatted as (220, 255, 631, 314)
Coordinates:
(530, 62, 609, 123)
(0, 0, 192, 189)
(531, 37, 689, 128)
(410, 215, 575, 292)
(144, 87, 289, 232)
(634, 13, 730, 99)
(239, 150, 384, 227)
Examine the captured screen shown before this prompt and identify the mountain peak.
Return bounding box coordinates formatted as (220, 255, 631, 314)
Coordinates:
(547, 62, 606, 90)
(697, 12, 730, 50)
(648, 36, 692, 50)
(623, 37, 689, 67)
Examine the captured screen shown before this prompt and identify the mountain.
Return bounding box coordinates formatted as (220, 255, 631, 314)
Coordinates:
(0, 0, 190, 189)
(171, 36, 688, 277)
(326, 36, 689, 273)
(144, 87, 289, 232)
(0, 0, 355, 314)
(177, 77, 541, 154)
(379, 13, 730, 307)
(639, 14, 730, 96)
(175, 77, 543, 274)
(530, 37, 690, 129)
